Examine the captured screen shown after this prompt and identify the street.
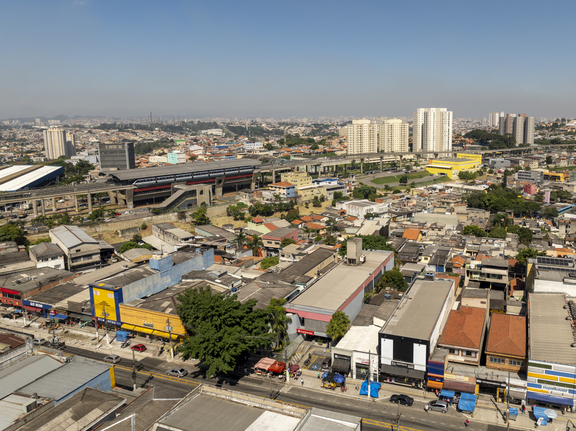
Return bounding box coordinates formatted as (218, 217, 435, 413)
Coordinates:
(64, 345, 524, 431)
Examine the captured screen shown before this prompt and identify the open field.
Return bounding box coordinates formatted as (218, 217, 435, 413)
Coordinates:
(370, 171, 431, 185)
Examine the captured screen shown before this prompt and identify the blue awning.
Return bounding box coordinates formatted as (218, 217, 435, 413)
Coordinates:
(53, 314, 68, 320)
(458, 393, 477, 412)
(359, 381, 381, 398)
(533, 406, 549, 422)
(440, 390, 455, 398)
(527, 391, 574, 407)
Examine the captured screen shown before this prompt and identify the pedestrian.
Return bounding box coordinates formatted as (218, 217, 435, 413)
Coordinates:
(465, 418, 469, 427)
(317, 371, 320, 379)
(424, 404, 429, 412)
(522, 405, 526, 414)
(301, 378, 304, 386)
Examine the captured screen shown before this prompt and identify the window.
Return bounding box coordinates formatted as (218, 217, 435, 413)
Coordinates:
(489, 356, 504, 364)
(509, 359, 525, 367)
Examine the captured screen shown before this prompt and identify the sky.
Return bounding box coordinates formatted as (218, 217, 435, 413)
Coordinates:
(1, 0, 575, 120)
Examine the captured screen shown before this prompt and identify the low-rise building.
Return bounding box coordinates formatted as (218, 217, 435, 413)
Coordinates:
(485, 313, 526, 372)
(268, 181, 296, 198)
(29, 242, 65, 269)
(49, 225, 102, 271)
(437, 306, 488, 367)
(152, 223, 195, 245)
(262, 227, 299, 253)
(516, 170, 543, 184)
(379, 276, 455, 387)
(338, 199, 386, 218)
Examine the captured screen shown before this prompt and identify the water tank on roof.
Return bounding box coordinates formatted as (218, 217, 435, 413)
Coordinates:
(384, 293, 391, 300)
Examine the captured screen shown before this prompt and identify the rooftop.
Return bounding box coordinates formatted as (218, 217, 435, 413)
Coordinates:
(380, 278, 453, 340)
(0, 268, 75, 293)
(485, 313, 526, 358)
(0, 355, 64, 400)
(258, 248, 336, 285)
(439, 306, 486, 350)
(262, 227, 298, 240)
(29, 242, 64, 259)
(50, 225, 99, 248)
(334, 325, 380, 354)
(529, 293, 576, 365)
(290, 251, 393, 312)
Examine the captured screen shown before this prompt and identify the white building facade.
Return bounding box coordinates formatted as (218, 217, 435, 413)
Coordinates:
(379, 119, 409, 153)
(43, 127, 76, 160)
(347, 119, 378, 155)
(413, 108, 453, 152)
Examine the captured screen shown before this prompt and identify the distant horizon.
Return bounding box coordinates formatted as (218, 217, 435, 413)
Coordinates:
(1, 1, 575, 119)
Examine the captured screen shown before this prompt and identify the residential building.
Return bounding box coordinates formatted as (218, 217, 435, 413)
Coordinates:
(426, 153, 482, 179)
(296, 184, 327, 201)
(516, 170, 543, 184)
(379, 277, 455, 387)
(337, 199, 386, 218)
(262, 227, 299, 252)
(499, 113, 516, 135)
(43, 127, 76, 160)
(437, 306, 488, 366)
(29, 242, 65, 269)
(465, 258, 509, 289)
(489, 112, 500, 128)
(98, 142, 135, 171)
(485, 313, 526, 372)
(167, 151, 187, 164)
(527, 293, 576, 409)
(281, 171, 312, 188)
(49, 225, 102, 271)
(379, 119, 409, 153)
(499, 114, 535, 145)
(244, 141, 264, 151)
(268, 181, 296, 198)
(152, 223, 194, 246)
(346, 119, 378, 155)
(413, 108, 453, 152)
(526, 255, 576, 296)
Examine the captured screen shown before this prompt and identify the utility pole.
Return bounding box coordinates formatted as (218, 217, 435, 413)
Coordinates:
(506, 371, 510, 430)
(165, 318, 174, 359)
(132, 349, 137, 391)
(396, 398, 401, 431)
(284, 350, 289, 383)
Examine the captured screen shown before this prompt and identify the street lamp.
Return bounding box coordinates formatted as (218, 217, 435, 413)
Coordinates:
(165, 317, 174, 359)
(99, 302, 110, 345)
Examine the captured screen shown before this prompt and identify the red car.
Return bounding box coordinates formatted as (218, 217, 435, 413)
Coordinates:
(115, 213, 121, 216)
(131, 344, 147, 352)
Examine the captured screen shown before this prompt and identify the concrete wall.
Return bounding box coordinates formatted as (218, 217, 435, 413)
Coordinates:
(122, 249, 215, 303)
(117, 226, 140, 238)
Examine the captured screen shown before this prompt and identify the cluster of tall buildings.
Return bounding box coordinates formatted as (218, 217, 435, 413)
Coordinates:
(489, 111, 535, 145)
(345, 108, 453, 155)
(42, 127, 76, 160)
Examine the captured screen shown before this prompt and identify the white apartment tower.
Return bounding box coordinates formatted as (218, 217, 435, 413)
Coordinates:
(379, 119, 409, 153)
(489, 112, 500, 128)
(346, 119, 378, 155)
(412, 108, 453, 152)
(43, 127, 76, 160)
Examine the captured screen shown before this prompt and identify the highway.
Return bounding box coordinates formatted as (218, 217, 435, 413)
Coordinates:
(64, 345, 522, 431)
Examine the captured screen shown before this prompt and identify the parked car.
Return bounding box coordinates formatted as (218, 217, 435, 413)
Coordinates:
(33, 337, 47, 346)
(131, 344, 147, 352)
(166, 368, 188, 377)
(104, 354, 121, 364)
(390, 394, 414, 406)
(426, 400, 448, 413)
(321, 358, 331, 371)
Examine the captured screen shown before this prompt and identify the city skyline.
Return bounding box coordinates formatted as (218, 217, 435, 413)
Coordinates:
(1, 0, 575, 119)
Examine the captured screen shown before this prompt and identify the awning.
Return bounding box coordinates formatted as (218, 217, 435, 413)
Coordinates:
(121, 324, 136, 331)
(254, 357, 275, 371)
(152, 329, 178, 340)
(442, 379, 476, 394)
(68, 312, 93, 322)
(380, 364, 426, 380)
(527, 391, 574, 407)
(133, 326, 154, 335)
(23, 306, 41, 313)
(332, 358, 350, 374)
(458, 393, 477, 412)
(440, 390, 455, 398)
(268, 361, 286, 374)
(427, 380, 443, 390)
(53, 314, 68, 320)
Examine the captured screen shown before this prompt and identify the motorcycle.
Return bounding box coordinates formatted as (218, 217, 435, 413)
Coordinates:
(303, 353, 312, 367)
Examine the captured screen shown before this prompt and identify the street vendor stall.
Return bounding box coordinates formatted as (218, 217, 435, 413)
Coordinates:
(268, 361, 286, 378)
(289, 364, 301, 378)
(254, 358, 276, 375)
(457, 393, 477, 413)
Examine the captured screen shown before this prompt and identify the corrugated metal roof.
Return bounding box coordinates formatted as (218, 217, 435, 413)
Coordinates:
(0, 355, 64, 400)
(0, 165, 32, 181)
(51, 225, 98, 249)
(18, 358, 111, 401)
(109, 159, 260, 182)
(0, 166, 63, 191)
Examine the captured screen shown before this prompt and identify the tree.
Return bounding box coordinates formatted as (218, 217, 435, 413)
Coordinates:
(326, 310, 351, 341)
(312, 196, 322, 207)
(491, 213, 512, 229)
(333, 191, 344, 200)
(381, 268, 408, 292)
(462, 225, 487, 237)
(280, 238, 296, 248)
(353, 185, 377, 200)
(516, 247, 546, 266)
(191, 205, 210, 225)
(399, 175, 408, 184)
(507, 225, 533, 245)
(458, 171, 477, 183)
(310, 143, 319, 151)
(0, 222, 28, 246)
(264, 143, 274, 151)
(247, 235, 263, 256)
(176, 286, 273, 376)
(267, 299, 292, 349)
(233, 230, 247, 248)
(285, 208, 300, 223)
(546, 155, 553, 165)
(542, 206, 559, 218)
(489, 227, 507, 238)
(261, 256, 279, 270)
(119, 241, 152, 253)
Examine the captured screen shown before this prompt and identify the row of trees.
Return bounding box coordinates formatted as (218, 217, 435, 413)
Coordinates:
(248, 200, 296, 217)
(464, 130, 518, 149)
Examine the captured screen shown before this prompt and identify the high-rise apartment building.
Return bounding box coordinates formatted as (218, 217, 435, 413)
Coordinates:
(346, 119, 378, 155)
(499, 113, 534, 145)
(43, 127, 76, 160)
(489, 112, 500, 128)
(98, 142, 136, 171)
(412, 108, 453, 152)
(379, 119, 409, 153)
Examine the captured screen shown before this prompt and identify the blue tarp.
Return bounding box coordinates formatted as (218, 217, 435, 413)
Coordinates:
(440, 390, 455, 398)
(458, 393, 477, 412)
(116, 331, 129, 342)
(533, 407, 549, 425)
(359, 381, 381, 398)
(508, 408, 518, 416)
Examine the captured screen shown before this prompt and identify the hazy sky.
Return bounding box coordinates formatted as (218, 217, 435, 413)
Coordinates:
(1, 0, 575, 120)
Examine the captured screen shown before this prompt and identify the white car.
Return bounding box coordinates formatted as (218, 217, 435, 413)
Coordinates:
(33, 338, 47, 345)
(104, 354, 121, 364)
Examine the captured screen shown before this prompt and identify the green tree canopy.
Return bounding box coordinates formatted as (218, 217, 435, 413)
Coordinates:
(267, 298, 291, 349)
(176, 286, 273, 376)
(119, 241, 152, 254)
(353, 185, 377, 200)
(516, 247, 546, 266)
(507, 225, 533, 245)
(191, 205, 211, 225)
(0, 222, 28, 246)
(260, 256, 279, 270)
(248, 235, 263, 255)
(381, 268, 408, 292)
(326, 310, 351, 341)
(458, 171, 477, 182)
(462, 225, 487, 237)
(280, 238, 297, 248)
(489, 227, 507, 238)
(339, 234, 394, 257)
(399, 175, 408, 184)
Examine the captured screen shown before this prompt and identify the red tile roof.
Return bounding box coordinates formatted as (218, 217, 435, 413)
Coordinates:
(485, 313, 526, 357)
(305, 222, 325, 231)
(439, 306, 486, 349)
(270, 181, 294, 187)
(291, 219, 303, 225)
(252, 217, 264, 223)
(264, 223, 278, 231)
(402, 229, 421, 240)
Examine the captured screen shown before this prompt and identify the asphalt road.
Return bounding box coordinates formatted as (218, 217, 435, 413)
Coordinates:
(64, 345, 523, 431)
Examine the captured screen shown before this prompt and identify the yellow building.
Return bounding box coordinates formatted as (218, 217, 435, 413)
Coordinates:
(543, 171, 569, 182)
(297, 184, 327, 201)
(426, 153, 482, 179)
(280, 171, 312, 188)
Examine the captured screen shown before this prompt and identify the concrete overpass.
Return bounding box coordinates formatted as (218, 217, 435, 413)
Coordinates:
(0, 182, 133, 217)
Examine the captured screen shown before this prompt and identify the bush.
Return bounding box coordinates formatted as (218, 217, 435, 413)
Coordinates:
(260, 256, 279, 270)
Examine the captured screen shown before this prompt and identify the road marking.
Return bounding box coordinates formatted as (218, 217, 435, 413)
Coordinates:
(114, 365, 200, 387)
(302, 354, 319, 370)
(362, 418, 423, 430)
